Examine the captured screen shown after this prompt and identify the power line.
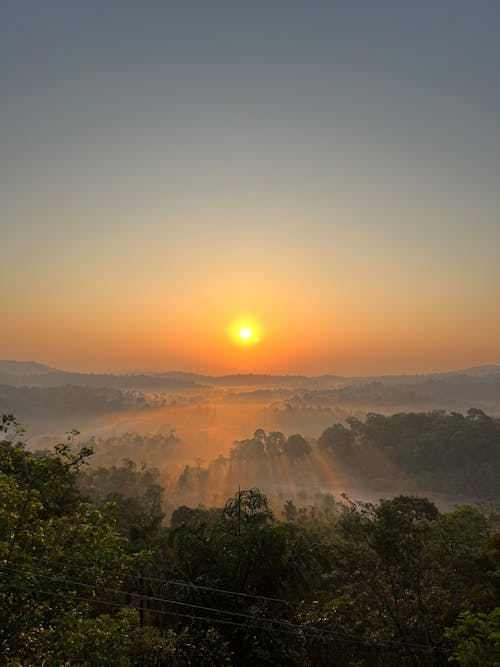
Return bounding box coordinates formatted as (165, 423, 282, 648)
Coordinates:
(23, 555, 306, 607)
(3, 582, 410, 649)
(139, 575, 302, 606)
(4, 583, 299, 636)
(0, 566, 311, 632)
(0, 566, 447, 653)
(5, 580, 368, 644)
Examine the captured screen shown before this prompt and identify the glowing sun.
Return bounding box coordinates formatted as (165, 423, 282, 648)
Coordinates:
(229, 318, 262, 346)
(239, 327, 252, 340)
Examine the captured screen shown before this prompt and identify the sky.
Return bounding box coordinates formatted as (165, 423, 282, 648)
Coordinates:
(1, 1, 500, 375)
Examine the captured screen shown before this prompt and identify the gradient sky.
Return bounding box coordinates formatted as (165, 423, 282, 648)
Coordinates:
(1, 1, 500, 375)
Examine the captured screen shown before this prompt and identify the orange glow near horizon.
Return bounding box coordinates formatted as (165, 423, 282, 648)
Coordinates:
(2, 257, 500, 376)
(3, 282, 500, 377)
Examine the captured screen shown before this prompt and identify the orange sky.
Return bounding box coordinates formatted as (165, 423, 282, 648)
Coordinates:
(3, 255, 499, 375)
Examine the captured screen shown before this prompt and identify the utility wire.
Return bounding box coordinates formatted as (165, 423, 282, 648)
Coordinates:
(22, 558, 304, 607)
(0, 566, 315, 632)
(23, 555, 311, 607)
(4, 582, 425, 650)
(5, 581, 371, 644)
(4, 583, 300, 636)
(0, 566, 447, 653)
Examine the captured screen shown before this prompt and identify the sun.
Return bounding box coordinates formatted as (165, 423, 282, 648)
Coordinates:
(228, 318, 262, 346)
(239, 327, 252, 340)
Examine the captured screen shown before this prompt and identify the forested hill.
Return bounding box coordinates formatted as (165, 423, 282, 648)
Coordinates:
(317, 409, 500, 497)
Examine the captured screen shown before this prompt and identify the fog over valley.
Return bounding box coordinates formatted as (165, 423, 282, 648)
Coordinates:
(3, 360, 499, 512)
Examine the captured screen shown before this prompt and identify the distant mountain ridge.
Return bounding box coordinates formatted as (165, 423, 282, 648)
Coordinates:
(1, 360, 499, 391)
(438, 365, 500, 377)
(0, 361, 199, 390)
(0, 361, 59, 376)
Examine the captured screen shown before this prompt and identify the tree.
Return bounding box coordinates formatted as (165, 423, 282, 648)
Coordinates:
(229, 437, 265, 462)
(283, 434, 311, 461)
(265, 431, 285, 456)
(222, 487, 274, 526)
(318, 423, 355, 465)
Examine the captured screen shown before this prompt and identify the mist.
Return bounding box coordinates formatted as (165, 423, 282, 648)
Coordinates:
(3, 360, 499, 514)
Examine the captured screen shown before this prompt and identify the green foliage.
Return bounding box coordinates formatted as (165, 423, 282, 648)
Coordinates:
(152, 489, 322, 665)
(222, 487, 274, 525)
(12, 608, 176, 667)
(445, 608, 500, 666)
(0, 429, 137, 664)
(304, 495, 496, 666)
(0, 424, 91, 518)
